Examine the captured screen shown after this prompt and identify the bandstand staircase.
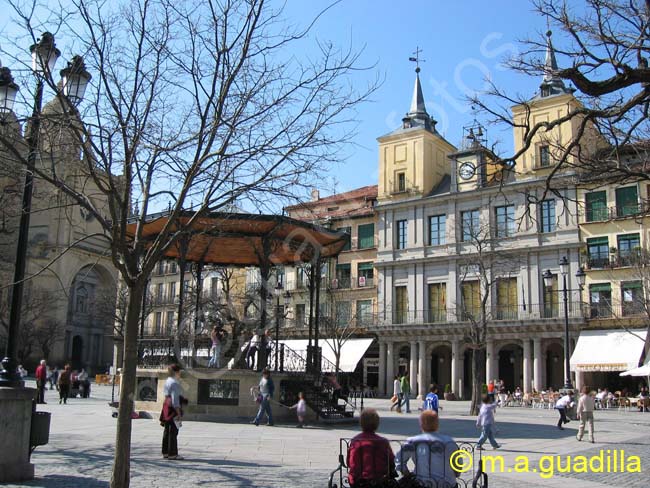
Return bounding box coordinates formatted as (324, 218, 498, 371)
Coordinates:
(279, 345, 356, 422)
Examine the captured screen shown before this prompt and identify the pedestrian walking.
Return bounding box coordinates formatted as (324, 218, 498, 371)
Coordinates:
(289, 392, 307, 428)
(555, 391, 575, 430)
(476, 394, 501, 450)
(50, 366, 59, 390)
(390, 375, 402, 412)
(208, 326, 223, 368)
(423, 385, 441, 413)
(18, 364, 28, 379)
(247, 332, 260, 370)
(487, 380, 495, 402)
(35, 359, 47, 404)
(78, 368, 91, 398)
(252, 367, 274, 426)
(400, 372, 411, 413)
(263, 329, 273, 368)
(576, 386, 595, 443)
(160, 363, 184, 460)
(58, 364, 72, 404)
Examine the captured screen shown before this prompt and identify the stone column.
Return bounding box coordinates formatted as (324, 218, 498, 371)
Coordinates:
(409, 341, 417, 395)
(451, 340, 460, 398)
(418, 340, 427, 399)
(386, 341, 394, 396)
(485, 340, 495, 384)
(533, 338, 543, 392)
(523, 339, 532, 393)
(378, 341, 386, 396)
(575, 370, 583, 392)
(0, 387, 36, 482)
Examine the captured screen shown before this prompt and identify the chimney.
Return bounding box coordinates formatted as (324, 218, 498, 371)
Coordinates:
(311, 188, 320, 201)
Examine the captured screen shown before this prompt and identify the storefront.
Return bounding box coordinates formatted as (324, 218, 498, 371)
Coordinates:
(570, 329, 647, 392)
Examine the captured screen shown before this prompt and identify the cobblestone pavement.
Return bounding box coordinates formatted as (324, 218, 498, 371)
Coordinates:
(6, 382, 650, 487)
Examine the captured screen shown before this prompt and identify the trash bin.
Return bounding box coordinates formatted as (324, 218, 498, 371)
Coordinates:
(30, 411, 51, 448)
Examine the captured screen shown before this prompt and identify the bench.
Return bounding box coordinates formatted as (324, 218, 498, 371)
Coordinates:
(328, 438, 487, 488)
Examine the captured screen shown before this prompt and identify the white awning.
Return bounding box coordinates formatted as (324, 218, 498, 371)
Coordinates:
(279, 338, 374, 373)
(620, 362, 650, 377)
(570, 329, 647, 372)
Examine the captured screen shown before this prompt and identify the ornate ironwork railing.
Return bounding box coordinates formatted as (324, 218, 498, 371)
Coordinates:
(138, 338, 174, 369)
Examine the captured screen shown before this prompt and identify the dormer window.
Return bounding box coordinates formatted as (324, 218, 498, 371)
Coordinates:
(539, 145, 551, 168)
(397, 172, 406, 192)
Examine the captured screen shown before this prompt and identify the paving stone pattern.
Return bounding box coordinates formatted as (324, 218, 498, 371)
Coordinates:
(6, 382, 649, 487)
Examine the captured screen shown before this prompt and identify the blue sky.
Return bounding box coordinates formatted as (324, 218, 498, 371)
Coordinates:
(0, 0, 562, 205)
(282, 0, 556, 196)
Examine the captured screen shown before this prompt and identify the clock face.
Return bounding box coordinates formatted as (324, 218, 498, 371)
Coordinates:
(459, 162, 476, 180)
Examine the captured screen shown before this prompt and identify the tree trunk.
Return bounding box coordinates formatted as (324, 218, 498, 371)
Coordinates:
(470, 347, 485, 416)
(110, 282, 145, 488)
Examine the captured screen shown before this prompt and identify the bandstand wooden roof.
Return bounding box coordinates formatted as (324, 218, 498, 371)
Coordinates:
(126, 211, 349, 266)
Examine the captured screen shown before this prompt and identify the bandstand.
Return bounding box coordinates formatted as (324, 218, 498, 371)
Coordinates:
(124, 211, 356, 421)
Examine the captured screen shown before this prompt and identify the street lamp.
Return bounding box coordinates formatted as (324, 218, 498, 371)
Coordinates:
(543, 257, 584, 392)
(0, 33, 90, 386)
(273, 281, 291, 371)
(0, 68, 19, 114)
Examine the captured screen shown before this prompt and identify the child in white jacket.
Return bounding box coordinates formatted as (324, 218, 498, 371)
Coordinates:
(476, 394, 501, 450)
(290, 392, 307, 428)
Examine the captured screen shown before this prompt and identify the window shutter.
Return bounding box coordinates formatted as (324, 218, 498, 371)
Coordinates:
(358, 223, 375, 249)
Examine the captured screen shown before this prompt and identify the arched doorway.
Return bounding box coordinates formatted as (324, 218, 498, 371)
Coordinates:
(498, 343, 523, 392)
(430, 345, 451, 390)
(71, 335, 83, 370)
(545, 342, 564, 390)
(66, 265, 116, 372)
(397, 344, 410, 377)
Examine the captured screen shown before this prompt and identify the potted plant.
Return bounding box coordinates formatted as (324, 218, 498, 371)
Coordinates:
(443, 383, 456, 401)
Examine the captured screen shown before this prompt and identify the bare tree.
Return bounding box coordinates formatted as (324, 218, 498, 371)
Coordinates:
(33, 317, 66, 362)
(456, 217, 520, 415)
(0, 1, 375, 486)
(95, 284, 154, 340)
(320, 285, 363, 375)
(0, 289, 63, 364)
(471, 0, 650, 191)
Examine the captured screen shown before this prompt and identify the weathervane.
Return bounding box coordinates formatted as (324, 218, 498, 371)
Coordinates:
(409, 46, 425, 73)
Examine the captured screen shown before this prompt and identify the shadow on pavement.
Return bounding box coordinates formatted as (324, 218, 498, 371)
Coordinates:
(334, 413, 585, 444)
(19, 474, 109, 488)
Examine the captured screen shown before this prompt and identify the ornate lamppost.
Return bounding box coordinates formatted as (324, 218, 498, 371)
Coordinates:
(543, 257, 586, 391)
(0, 33, 91, 386)
(273, 281, 290, 371)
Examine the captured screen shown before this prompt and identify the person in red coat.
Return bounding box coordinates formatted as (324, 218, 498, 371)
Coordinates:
(347, 408, 395, 487)
(35, 359, 47, 404)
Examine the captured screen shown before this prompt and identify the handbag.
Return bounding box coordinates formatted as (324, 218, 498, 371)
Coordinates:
(390, 395, 398, 403)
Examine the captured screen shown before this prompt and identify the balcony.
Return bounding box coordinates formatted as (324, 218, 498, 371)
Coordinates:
(586, 256, 610, 269)
(372, 302, 587, 328)
(331, 277, 351, 289)
(613, 203, 647, 219)
(329, 276, 375, 290)
(589, 302, 647, 319)
(585, 252, 641, 270)
(584, 203, 648, 223)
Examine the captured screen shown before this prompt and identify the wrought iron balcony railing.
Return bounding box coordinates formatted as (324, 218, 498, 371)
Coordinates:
(373, 302, 587, 328)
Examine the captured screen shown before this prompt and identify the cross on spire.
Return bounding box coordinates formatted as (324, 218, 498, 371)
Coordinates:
(408, 46, 425, 73)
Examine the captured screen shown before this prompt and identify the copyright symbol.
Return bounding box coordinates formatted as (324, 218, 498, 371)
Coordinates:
(449, 450, 473, 473)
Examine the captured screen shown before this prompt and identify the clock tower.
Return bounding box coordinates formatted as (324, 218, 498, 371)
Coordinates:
(449, 123, 507, 192)
(377, 63, 456, 202)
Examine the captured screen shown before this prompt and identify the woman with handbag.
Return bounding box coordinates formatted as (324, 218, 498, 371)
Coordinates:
(390, 375, 402, 412)
(58, 364, 72, 404)
(160, 364, 184, 460)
